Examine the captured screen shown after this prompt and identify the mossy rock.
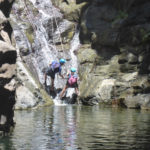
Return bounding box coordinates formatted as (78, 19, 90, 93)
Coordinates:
(25, 0, 39, 16)
(51, 0, 88, 22)
(61, 23, 75, 43)
(25, 25, 34, 44)
(77, 46, 98, 64)
(55, 44, 70, 52)
(119, 64, 137, 73)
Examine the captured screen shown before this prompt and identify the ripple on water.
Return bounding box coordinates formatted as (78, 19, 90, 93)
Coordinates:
(1, 106, 150, 150)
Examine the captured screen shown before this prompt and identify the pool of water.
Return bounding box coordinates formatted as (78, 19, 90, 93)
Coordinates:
(1, 105, 150, 150)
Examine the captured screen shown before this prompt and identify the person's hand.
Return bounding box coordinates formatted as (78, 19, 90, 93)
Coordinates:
(67, 70, 70, 75)
(61, 74, 65, 79)
(49, 61, 52, 66)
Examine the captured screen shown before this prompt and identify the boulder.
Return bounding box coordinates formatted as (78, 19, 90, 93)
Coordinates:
(124, 94, 150, 109)
(15, 85, 40, 109)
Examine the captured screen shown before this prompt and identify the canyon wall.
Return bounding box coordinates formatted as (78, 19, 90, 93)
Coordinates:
(0, 0, 16, 133)
(53, 0, 150, 109)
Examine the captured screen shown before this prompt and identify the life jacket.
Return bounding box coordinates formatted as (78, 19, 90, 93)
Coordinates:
(51, 61, 60, 71)
(68, 74, 77, 85)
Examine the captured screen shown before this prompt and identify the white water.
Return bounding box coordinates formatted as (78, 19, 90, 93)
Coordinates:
(70, 29, 80, 71)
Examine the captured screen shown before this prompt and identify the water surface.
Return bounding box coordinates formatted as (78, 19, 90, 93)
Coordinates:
(1, 105, 150, 150)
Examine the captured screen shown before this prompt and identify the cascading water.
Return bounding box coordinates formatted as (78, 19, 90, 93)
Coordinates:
(63, 30, 80, 101)
(54, 30, 80, 105)
(69, 29, 80, 70)
(11, 0, 80, 105)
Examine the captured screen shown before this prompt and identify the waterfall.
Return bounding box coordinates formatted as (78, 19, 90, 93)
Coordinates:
(70, 29, 80, 71)
(12, 0, 80, 105)
(54, 30, 80, 105)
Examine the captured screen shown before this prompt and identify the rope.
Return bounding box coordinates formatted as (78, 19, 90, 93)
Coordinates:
(50, 17, 57, 51)
(15, 0, 64, 53)
(51, 6, 64, 52)
(23, 0, 37, 32)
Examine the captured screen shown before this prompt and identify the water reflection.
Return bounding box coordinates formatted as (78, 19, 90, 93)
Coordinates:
(1, 105, 150, 150)
(50, 106, 78, 150)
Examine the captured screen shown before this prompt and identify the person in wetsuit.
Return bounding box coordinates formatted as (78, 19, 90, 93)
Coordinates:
(44, 58, 66, 91)
(60, 67, 79, 99)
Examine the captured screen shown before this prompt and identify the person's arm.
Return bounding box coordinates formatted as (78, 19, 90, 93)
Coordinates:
(49, 61, 52, 66)
(66, 70, 70, 76)
(59, 67, 65, 78)
(75, 74, 78, 81)
(44, 73, 47, 85)
(59, 72, 64, 78)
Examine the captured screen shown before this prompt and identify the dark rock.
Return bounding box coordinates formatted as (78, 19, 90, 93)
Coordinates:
(77, 0, 150, 106)
(0, 0, 16, 133)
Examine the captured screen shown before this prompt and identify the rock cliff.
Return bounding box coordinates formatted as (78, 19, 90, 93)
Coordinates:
(11, 0, 80, 105)
(3, 0, 149, 110)
(0, 0, 16, 133)
(53, 0, 150, 109)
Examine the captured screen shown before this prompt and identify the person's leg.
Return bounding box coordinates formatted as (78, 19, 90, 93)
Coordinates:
(50, 77, 54, 91)
(75, 87, 79, 95)
(49, 71, 55, 91)
(75, 86, 80, 104)
(44, 73, 47, 85)
(74, 83, 79, 95)
(60, 85, 68, 98)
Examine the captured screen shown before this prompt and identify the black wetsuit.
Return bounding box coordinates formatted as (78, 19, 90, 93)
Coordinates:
(46, 62, 61, 79)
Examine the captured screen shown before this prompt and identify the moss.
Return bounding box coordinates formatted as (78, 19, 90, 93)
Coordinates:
(25, 31, 34, 44)
(32, 8, 39, 16)
(78, 47, 98, 64)
(118, 11, 128, 19)
(61, 23, 75, 43)
(68, 31, 74, 40)
(25, 0, 39, 16)
(25, 25, 34, 44)
(140, 28, 150, 43)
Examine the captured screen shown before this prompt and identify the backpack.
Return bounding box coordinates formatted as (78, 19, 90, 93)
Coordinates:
(51, 61, 60, 71)
(68, 74, 77, 85)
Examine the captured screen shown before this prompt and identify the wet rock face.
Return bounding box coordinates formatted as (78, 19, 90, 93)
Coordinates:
(11, 0, 80, 105)
(0, 0, 16, 133)
(76, 0, 150, 108)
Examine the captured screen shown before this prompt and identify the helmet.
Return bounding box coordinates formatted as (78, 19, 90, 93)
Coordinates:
(59, 58, 66, 64)
(71, 67, 76, 72)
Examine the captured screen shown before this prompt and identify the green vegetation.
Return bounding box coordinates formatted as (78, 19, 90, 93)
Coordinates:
(25, 25, 34, 44)
(117, 11, 128, 19)
(112, 11, 128, 26)
(61, 24, 75, 43)
(140, 28, 150, 42)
